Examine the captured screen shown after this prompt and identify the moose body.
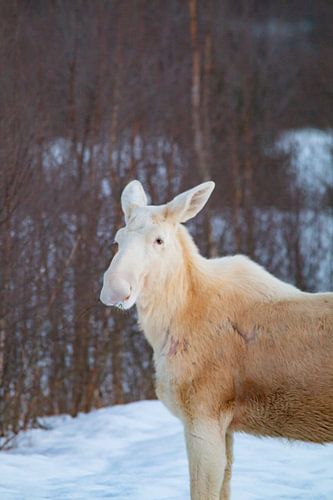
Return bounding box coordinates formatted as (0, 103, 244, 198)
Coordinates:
(100, 180, 333, 500)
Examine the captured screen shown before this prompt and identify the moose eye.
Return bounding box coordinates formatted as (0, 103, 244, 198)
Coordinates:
(155, 237, 164, 246)
(112, 240, 119, 252)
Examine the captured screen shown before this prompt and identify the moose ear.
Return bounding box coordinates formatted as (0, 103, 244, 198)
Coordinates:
(166, 181, 215, 223)
(121, 180, 147, 221)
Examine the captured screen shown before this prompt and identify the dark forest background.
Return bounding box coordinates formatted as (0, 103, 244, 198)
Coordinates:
(0, 0, 332, 446)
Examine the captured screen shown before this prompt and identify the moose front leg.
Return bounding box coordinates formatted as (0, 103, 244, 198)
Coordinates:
(219, 432, 233, 500)
(184, 417, 231, 500)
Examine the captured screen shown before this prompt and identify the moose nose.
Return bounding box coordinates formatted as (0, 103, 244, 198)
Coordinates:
(100, 277, 131, 306)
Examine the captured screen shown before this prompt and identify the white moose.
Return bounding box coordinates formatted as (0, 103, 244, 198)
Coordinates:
(100, 180, 333, 500)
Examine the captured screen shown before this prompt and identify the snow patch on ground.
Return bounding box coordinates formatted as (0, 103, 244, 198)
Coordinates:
(0, 401, 332, 499)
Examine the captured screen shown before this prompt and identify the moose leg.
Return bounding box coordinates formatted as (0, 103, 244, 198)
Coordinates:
(219, 432, 233, 500)
(184, 417, 230, 500)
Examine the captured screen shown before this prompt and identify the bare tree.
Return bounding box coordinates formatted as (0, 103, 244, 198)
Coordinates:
(0, 0, 332, 444)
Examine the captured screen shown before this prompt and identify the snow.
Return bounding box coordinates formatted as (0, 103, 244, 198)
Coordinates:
(1, 401, 333, 499)
(276, 128, 333, 194)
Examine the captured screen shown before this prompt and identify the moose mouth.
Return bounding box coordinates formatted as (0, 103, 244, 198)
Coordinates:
(110, 292, 136, 311)
(100, 279, 135, 310)
(114, 302, 125, 310)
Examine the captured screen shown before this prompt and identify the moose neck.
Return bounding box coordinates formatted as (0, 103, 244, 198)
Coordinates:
(136, 224, 204, 352)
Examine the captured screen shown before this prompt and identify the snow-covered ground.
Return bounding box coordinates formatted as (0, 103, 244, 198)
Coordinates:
(1, 401, 333, 500)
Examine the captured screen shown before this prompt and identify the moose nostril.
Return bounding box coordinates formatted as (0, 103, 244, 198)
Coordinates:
(103, 279, 132, 305)
(124, 286, 132, 301)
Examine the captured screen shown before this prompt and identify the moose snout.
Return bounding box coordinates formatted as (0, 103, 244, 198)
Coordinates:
(100, 275, 132, 306)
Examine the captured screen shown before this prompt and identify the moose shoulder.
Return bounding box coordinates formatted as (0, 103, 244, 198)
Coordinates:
(100, 180, 333, 500)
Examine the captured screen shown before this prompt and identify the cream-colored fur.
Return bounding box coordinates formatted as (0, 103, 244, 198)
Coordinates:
(100, 181, 333, 500)
(185, 416, 232, 500)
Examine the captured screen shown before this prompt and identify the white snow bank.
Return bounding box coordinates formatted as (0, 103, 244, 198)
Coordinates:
(276, 128, 333, 194)
(0, 401, 332, 500)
